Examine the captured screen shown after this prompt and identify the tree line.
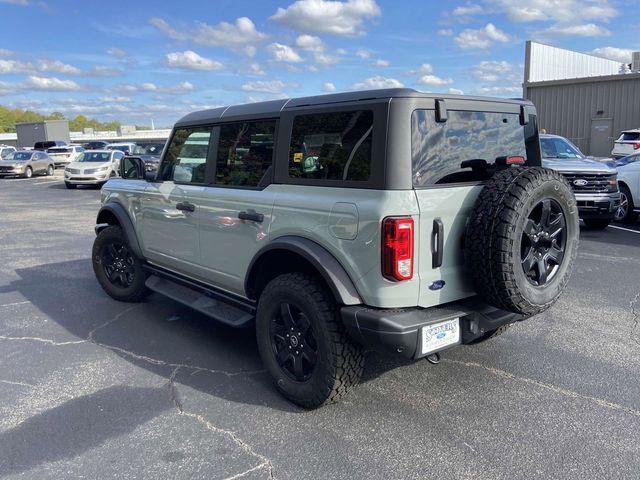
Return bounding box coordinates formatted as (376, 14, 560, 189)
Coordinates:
(0, 105, 122, 133)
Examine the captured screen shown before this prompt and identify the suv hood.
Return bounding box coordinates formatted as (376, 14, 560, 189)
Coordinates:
(542, 157, 616, 174)
(66, 161, 111, 169)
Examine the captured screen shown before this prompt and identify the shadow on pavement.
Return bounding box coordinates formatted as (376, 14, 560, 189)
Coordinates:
(0, 386, 172, 477)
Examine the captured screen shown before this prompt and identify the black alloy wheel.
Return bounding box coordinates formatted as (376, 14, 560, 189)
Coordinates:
(270, 303, 318, 382)
(521, 198, 567, 286)
(102, 242, 136, 288)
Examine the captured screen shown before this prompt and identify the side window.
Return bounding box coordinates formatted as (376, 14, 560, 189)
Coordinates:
(113, 151, 124, 161)
(288, 110, 373, 182)
(159, 127, 212, 183)
(411, 110, 531, 186)
(215, 120, 276, 187)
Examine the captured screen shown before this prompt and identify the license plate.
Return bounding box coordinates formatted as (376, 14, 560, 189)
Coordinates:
(421, 318, 460, 355)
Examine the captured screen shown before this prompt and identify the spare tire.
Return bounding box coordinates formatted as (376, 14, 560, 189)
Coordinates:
(465, 167, 579, 316)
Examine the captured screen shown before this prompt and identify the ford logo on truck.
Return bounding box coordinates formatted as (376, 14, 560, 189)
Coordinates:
(573, 179, 589, 187)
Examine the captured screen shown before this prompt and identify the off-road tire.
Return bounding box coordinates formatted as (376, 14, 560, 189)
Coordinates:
(465, 167, 579, 316)
(92, 226, 149, 302)
(583, 218, 610, 230)
(65, 182, 76, 189)
(256, 273, 364, 409)
(469, 323, 513, 345)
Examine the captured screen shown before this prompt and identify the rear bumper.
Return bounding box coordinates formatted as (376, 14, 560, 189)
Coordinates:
(575, 192, 620, 220)
(341, 298, 522, 359)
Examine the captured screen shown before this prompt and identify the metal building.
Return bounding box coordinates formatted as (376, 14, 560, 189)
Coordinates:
(15, 119, 70, 149)
(523, 41, 640, 157)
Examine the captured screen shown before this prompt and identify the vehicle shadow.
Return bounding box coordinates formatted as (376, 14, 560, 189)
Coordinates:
(0, 259, 401, 413)
(579, 224, 640, 248)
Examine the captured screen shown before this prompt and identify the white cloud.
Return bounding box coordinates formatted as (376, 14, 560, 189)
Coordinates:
(323, 82, 337, 92)
(270, 0, 381, 36)
(355, 49, 371, 58)
(150, 17, 267, 55)
(492, 0, 616, 24)
(477, 85, 521, 95)
(351, 75, 404, 90)
(0, 58, 32, 74)
(38, 59, 82, 75)
(267, 43, 303, 63)
(137, 81, 194, 94)
(165, 50, 224, 71)
(374, 59, 389, 67)
(448, 88, 464, 95)
(23, 75, 82, 91)
(1, 0, 29, 5)
(472, 60, 514, 81)
(418, 74, 453, 86)
(241, 79, 297, 94)
(248, 62, 266, 75)
(453, 3, 483, 16)
(545, 23, 611, 37)
(454, 23, 509, 49)
(99, 96, 132, 103)
(106, 47, 128, 58)
(295, 34, 324, 52)
(592, 47, 634, 63)
(86, 66, 123, 77)
(437, 29, 453, 36)
(407, 63, 433, 75)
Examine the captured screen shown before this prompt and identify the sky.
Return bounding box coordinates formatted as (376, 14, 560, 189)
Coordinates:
(0, 0, 638, 127)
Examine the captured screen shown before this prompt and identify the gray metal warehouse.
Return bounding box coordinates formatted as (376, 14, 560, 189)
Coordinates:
(523, 41, 640, 157)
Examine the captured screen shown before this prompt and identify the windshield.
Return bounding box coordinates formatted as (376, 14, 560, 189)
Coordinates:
(6, 152, 32, 161)
(78, 152, 111, 163)
(540, 137, 585, 159)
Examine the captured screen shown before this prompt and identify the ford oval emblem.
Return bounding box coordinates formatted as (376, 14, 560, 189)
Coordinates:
(436, 332, 446, 339)
(429, 280, 446, 291)
(573, 179, 588, 187)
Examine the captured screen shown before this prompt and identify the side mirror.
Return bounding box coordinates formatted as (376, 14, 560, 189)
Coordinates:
(119, 156, 146, 179)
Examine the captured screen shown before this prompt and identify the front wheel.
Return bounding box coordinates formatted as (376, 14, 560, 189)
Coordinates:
(583, 218, 611, 230)
(46, 164, 54, 176)
(615, 184, 636, 223)
(256, 273, 364, 409)
(92, 226, 149, 302)
(23, 167, 32, 178)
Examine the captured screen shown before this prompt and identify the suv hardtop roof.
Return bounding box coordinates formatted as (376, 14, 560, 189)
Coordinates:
(176, 88, 534, 127)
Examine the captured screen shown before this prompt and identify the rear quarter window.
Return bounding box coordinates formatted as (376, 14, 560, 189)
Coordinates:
(620, 132, 640, 141)
(411, 109, 538, 186)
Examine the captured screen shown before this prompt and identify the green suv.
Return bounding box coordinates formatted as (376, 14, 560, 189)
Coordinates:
(92, 89, 579, 408)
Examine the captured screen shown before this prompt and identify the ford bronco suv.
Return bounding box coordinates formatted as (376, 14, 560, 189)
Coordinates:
(92, 89, 579, 408)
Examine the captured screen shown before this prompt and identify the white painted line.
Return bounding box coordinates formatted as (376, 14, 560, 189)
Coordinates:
(0, 301, 30, 308)
(33, 180, 62, 185)
(609, 225, 640, 234)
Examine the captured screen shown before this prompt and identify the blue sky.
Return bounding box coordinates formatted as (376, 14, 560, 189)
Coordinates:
(0, 0, 637, 127)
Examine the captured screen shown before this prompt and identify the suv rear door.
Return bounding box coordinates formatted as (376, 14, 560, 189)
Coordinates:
(410, 104, 539, 307)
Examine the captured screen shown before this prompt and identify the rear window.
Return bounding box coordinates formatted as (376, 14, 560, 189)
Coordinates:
(47, 147, 73, 153)
(288, 110, 373, 182)
(411, 110, 537, 186)
(619, 132, 640, 141)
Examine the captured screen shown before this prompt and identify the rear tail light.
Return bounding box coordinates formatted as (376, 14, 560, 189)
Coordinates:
(506, 155, 525, 165)
(382, 217, 414, 281)
(633, 143, 640, 150)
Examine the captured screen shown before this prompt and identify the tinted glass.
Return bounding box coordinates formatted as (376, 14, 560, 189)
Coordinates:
(412, 110, 533, 186)
(620, 132, 640, 141)
(9, 152, 32, 161)
(121, 157, 142, 179)
(79, 152, 111, 162)
(159, 127, 211, 183)
(540, 137, 584, 159)
(47, 148, 72, 153)
(215, 121, 275, 187)
(288, 110, 373, 182)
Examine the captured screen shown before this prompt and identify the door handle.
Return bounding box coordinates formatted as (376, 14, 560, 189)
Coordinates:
(432, 218, 444, 268)
(238, 210, 264, 223)
(176, 201, 195, 212)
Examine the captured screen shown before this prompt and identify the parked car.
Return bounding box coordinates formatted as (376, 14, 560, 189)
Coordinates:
(47, 145, 85, 167)
(92, 89, 579, 408)
(540, 134, 619, 229)
(129, 143, 165, 173)
(0, 144, 16, 158)
(64, 149, 125, 189)
(106, 142, 136, 155)
(0, 150, 54, 178)
(610, 152, 640, 223)
(34, 140, 67, 151)
(83, 141, 110, 150)
(611, 129, 640, 159)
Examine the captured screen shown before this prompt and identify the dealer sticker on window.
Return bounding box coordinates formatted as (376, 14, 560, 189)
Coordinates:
(421, 318, 460, 355)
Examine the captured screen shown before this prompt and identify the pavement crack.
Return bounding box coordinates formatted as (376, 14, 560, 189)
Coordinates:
(630, 289, 640, 347)
(86, 304, 142, 342)
(166, 366, 183, 413)
(0, 379, 34, 389)
(445, 358, 640, 418)
(0, 335, 85, 346)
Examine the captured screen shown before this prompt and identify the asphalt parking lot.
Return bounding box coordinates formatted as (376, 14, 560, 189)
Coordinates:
(1, 171, 639, 480)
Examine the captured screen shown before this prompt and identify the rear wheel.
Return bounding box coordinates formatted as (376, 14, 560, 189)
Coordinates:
(256, 273, 364, 409)
(583, 218, 611, 230)
(615, 184, 636, 223)
(92, 226, 149, 302)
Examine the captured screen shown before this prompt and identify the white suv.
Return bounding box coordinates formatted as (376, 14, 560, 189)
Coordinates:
(611, 129, 640, 159)
(47, 145, 85, 167)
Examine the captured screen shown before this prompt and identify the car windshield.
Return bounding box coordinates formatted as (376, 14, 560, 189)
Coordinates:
(540, 137, 584, 159)
(6, 152, 32, 161)
(78, 152, 111, 162)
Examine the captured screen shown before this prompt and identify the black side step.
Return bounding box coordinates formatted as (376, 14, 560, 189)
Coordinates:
(143, 268, 255, 327)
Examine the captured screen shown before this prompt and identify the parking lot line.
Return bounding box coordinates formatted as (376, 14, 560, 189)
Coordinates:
(609, 225, 640, 234)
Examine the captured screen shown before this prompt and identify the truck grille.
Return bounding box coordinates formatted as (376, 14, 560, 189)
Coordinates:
(66, 168, 81, 174)
(560, 173, 616, 193)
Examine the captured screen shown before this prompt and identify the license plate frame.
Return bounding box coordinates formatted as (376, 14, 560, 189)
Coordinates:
(421, 318, 460, 355)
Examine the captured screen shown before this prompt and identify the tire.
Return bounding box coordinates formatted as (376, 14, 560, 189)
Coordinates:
(23, 167, 32, 179)
(615, 184, 636, 224)
(469, 324, 513, 345)
(583, 218, 610, 230)
(256, 273, 364, 409)
(65, 182, 76, 189)
(92, 226, 149, 302)
(46, 164, 54, 176)
(465, 167, 579, 316)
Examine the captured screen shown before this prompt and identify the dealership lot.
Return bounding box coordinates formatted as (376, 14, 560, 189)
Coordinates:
(0, 172, 639, 479)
